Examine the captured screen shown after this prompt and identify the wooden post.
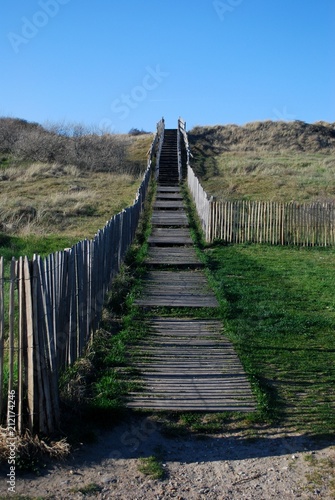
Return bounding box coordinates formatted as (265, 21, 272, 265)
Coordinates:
(7, 258, 16, 427)
(0, 257, 4, 421)
(17, 257, 24, 434)
(23, 257, 34, 431)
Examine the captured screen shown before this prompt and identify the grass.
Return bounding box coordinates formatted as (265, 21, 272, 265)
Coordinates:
(188, 122, 335, 202)
(191, 151, 335, 203)
(58, 179, 156, 428)
(303, 450, 335, 496)
(204, 243, 335, 435)
(70, 483, 103, 496)
(0, 132, 153, 243)
(138, 454, 166, 480)
(0, 233, 78, 262)
(0, 168, 142, 240)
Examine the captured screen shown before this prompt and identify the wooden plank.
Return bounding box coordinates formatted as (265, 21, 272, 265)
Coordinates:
(32, 257, 45, 433)
(156, 193, 183, 200)
(37, 256, 58, 433)
(127, 318, 256, 412)
(150, 228, 191, 236)
(151, 210, 188, 222)
(0, 257, 4, 420)
(146, 247, 202, 266)
(24, 257, 34, 431)
(135, 296, 218, 308)
(7, 258, 16, 427)
(151, 219, 189, 227)
(157, 186, 181, 193)
(148, 232, 193, 245)
(17, 257, 24, 434)
(153, 201, 185, 209)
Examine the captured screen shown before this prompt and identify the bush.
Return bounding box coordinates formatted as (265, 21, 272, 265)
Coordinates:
(0, 117, 143, 174)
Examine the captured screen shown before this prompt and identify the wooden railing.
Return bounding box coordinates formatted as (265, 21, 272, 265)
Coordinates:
(0, 121, 163, 434)
(155, 117, 165, 179)
(179, 119, 335, 246)
(178, 117, 212, 240)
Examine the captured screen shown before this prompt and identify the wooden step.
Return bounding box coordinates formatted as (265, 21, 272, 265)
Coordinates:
(148, 228, 193, 246)
(151, 210, 189, 227)
(153, 201, 185, 209)
(157, 186, 181, 192)
(134, 270, 218, 307)
(127, 319, 256, 412)
(156, 193, 183, 200)
(146, 247, 203, 267)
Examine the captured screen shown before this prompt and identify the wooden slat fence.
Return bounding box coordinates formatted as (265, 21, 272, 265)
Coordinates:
(178, 118, 335, 246)
(155, 116, 165, 180)
(0, 118, 164, 434)
(208, 200, 335, 246)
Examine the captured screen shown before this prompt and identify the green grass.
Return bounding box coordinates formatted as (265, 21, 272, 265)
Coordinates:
(58, 179, 157, 426)
(138, 454, 166, 480)
(0, 233, 78, 263)
(205, 243, 335, 435)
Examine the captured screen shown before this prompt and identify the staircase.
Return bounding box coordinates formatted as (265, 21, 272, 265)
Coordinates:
(158, 129, 179, 185)
(127, 139, 256, 411)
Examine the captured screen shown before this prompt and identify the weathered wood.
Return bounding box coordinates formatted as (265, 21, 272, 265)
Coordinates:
(24, 257, 34, 431)
(0, 257, 4, 420)
(187, 161, 335, 245)
(151, 210, 189, 227)
(7, 258, 16, 427)
(146, 247, 202, 267)
(157, 186, 181, 193)
(153, 200, 185, 209)
(18, 257, 24, 433)
(148, 227, 193, 246)
(127, 319, 255, 412)
(156, 192, 183, 200)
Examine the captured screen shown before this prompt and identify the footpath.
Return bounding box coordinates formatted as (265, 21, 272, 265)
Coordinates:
(128, 129, 255, 413)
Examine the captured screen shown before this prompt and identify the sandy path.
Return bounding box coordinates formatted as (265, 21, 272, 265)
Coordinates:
(1, 416, 334, 499)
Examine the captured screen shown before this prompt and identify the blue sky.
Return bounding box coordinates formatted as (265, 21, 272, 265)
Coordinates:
(1, 0, 334, 133)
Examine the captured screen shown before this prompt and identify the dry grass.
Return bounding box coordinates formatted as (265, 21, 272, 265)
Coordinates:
(188, 121, 335, 203)
(198, 151, 335, 202)
(304, 449, 335, 497)
(0, 165, 143, 239)
(0, 426, 70, 466)
(0, 127, 153, 239)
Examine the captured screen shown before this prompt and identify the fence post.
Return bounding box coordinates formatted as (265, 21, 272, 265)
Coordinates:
(7, 258, 16, 428)
(0, 257, 3, 421)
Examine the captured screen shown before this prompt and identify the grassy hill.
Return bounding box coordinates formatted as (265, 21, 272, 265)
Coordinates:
(188, 121, 335, 202)
(0, 118, 153, 244)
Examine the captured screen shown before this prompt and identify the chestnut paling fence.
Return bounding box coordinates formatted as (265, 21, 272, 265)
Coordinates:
(0, 118, 165, 434)
(178, 119, 335, 246)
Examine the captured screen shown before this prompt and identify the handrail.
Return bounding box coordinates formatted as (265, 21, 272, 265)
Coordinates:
(155, 117, 165, 179)
(178, 116, 193, 168)
(178, 117, 211, 241)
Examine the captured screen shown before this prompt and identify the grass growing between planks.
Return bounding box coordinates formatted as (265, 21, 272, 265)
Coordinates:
(204, 243, 335, 436)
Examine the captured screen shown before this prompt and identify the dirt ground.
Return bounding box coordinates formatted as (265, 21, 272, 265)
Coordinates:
(1, 415, 334, 499)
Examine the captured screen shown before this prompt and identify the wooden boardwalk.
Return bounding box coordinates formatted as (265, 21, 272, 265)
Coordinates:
(128, 151, 255, 412)
(135, 271, 218, 308)
(128, 319, 255, 411)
